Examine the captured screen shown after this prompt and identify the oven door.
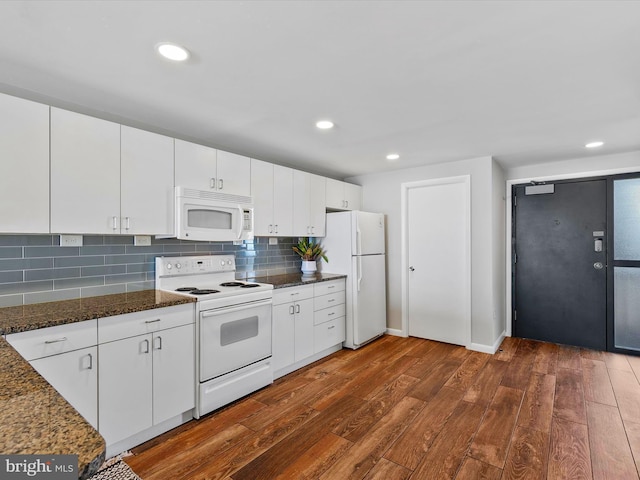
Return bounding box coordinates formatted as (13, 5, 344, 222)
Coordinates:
(199, 298, 272, 382)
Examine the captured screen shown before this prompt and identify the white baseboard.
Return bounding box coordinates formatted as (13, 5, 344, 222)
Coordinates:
(386, 328, 405, 337)
(468, 331, 506, 354)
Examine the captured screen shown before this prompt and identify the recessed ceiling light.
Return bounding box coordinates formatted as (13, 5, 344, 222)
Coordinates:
(316, 120, 334, 130)
(156, 43, 190, 62)
(585, 141, 604, 149)
(386, 153, 400, 161)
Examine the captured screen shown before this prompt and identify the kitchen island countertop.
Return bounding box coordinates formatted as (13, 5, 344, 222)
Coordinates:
(250, 271, 347, 289)
(0, 290, 196, 479)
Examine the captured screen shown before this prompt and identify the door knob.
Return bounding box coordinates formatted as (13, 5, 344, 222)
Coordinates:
(409, 266, 415, 271)
(593, 262, 604, 270)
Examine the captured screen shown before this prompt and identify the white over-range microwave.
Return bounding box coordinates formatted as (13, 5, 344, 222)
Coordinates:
(175, 187, 254, 242)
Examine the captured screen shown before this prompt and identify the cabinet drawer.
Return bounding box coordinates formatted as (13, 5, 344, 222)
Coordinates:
(98, 304, 194, 344)
(7, 320, 97, 361)
(272, 284, 314, 306)
(314, 291, 345, 311)
(314, 280, 345, 297)
(314, 304, 346, 325)
(314, 317, 345, 353)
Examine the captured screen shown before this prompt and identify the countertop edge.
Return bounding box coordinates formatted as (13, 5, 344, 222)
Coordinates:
(250, 272, 347, 289)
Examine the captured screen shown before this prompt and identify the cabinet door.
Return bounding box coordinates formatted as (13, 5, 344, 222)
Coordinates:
(216, 150, 251, 197)
(251, 159, 274, 236)
(99, 335, 153, 445)
(292, 170, 311, 236)
(31, 346, 98, 429)
(308, 174, 326, 237)
(152, 324, 195, 425)
(121, 126, 174, 235)
(344, 183, 362, 211)
(51, 108, 120, 234)
(272, 303, 295, 371)
(325, 178, 344, 210)
(273, 165, 293, 236)
(294, 298, 315, 362)
(0, 93, 49, 233)
(174, 139, 217, 191)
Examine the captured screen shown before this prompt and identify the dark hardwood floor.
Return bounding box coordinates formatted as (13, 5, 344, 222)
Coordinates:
(126, 335, 640, 479)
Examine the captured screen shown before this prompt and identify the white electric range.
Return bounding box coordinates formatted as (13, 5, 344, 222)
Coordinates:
(155, 254, 273, 418)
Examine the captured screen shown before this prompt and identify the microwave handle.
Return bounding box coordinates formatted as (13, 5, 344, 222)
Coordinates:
(236, 205, 244, 239)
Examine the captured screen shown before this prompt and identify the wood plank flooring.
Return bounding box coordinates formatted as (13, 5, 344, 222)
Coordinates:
(126, 335, 640, 479)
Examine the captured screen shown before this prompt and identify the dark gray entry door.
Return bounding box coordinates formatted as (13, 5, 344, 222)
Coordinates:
(514, 180, 607, 350)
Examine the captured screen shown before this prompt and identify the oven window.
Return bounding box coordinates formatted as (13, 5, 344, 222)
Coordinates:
(220, 316, 259, 346)
(188, 209, 232, 229)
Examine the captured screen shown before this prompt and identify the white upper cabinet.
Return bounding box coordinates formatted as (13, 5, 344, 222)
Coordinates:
(251, 159, 293, 236)
(51, 108, 175, 235)
(121, 126, 174, 235)
(326, 178, 362, 211)
(51, 108, 121, 234)
(293, 170, 326, 237)
(0, 93, 50, 233)
(175, 140, 251, 197)
(216, 150, 251, 197)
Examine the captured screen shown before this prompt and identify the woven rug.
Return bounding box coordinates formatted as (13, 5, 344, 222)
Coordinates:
(88, 460, 141, 480)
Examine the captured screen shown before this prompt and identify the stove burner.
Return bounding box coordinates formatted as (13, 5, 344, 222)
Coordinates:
(220, 282, 245, 287)
(241, 284, 260, 288)
(190, 289, 220, 295)
(176, 287, 198, 292)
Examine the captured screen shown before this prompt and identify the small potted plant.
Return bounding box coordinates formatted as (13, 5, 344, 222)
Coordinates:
(292, 237, 328, 275)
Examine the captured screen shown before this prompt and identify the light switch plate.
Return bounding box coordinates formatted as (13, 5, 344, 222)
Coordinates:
(134, 235, 152, 246)
(269, 238, 278, 245)
(60, 234, 83, 247)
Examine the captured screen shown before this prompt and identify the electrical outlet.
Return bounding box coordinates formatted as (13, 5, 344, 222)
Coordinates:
(134, 235, 152, 246)
(269, 238, 278, 245)
(60, 234, 83, 247)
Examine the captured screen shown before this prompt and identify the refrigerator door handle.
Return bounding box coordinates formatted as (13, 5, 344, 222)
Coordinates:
(356, 226, 362, 256)
(357, 256, 363, 292)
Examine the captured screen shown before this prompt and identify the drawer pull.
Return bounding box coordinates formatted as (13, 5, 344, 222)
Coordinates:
(328, 312, 335, 316)
(328, 299, 335, 303)
(328, 325, 335, 330)
(328, 285, 335, 289)
(145, 319, 161, 324)
(44, 337, 67, 344)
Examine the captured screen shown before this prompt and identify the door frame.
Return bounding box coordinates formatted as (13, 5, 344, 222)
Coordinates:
(505, 165, 640, 338)
(400, 175, 471, 347)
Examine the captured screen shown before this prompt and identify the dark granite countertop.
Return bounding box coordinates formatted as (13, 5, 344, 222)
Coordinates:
(250, 272, 347, 289)
(0, 290, 196, 478)
(0, 290, 196, 335)
(0, 337, 105, 479)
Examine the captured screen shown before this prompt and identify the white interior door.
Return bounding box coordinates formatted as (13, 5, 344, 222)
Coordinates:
(405, 176, 470, 346)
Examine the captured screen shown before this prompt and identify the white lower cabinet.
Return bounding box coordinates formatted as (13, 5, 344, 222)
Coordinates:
(98, 305, 195, 448)
(6, 320, 98, 429)
(272, 279, 345, 378)
(31, 346, 98, 429)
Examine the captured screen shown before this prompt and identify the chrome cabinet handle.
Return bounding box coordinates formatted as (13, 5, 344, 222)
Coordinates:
(289, 305, 295, 315)
(269, 224, 273, 234)
(345, 200, 349, 208)
(86, 353, 93, 370)
(311, 226, 315, 234)
(328, 285, 335, 289)
(328, 299, 335, 303)
(295, 304, 301, 313)
(141, 339, 150, 354)
(124, 216, 131, 230)
(45, 337, 67, 344)
(328, 325, 335, 330)
(328, 312, 335, 316)
(219, 179, 223, 190)
(154, 336, 163, 350)
(210, 178, 216, 189)
(145, 319, 161, 324)
(112, 216, 118, 230)
(274, 225, 278, 234)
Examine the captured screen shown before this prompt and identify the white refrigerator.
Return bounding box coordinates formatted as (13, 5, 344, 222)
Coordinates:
(322, 211, 386, 349)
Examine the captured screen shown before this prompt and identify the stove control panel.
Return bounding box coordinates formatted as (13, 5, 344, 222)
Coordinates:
(156, 255, 236, 276)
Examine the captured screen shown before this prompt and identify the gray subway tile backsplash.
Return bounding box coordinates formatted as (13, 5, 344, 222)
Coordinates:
(0, 235, 301, 306)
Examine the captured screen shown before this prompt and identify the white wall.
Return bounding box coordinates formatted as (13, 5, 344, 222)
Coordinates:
(348, 155, 505, 351)
(491, 159, 506, 344)
(506, 150, 640, 181)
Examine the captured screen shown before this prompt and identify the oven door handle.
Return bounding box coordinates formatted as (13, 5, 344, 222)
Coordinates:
(200, 298, 272, 318)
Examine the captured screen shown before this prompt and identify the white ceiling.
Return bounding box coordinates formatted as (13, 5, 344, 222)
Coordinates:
(1, 1, 639, 179)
